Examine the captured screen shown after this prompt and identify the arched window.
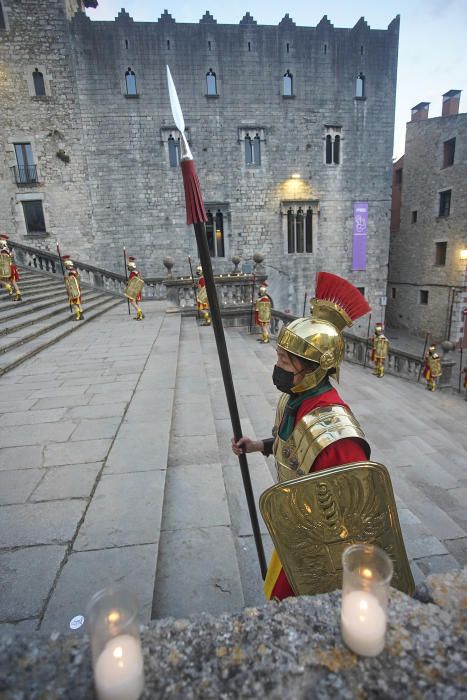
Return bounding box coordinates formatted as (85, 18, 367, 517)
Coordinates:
(283, 70, 293, 96)
(206, 209, 225, 257)
(324, 128, 342, 165)
(245, 133, 261, 166)
(33, 69, 45, 96)
(168, 135, 180, 167)
(287, 206, 314, 254)
(125, 68, 137, 95)
(356, 72, 365, 98)
(206, 69, 217, 95)
(333, 135, 340, 164)
(325, 135, 332, 164)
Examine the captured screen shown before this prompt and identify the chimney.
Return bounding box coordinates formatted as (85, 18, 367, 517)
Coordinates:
(442, 90, 461, 117)
(411, 102, 430, 122)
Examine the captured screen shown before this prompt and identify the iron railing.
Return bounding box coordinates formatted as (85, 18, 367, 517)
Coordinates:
(11, 164, 39, 185)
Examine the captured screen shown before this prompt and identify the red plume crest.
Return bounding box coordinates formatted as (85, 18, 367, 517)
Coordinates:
(315, 272, 371, 322)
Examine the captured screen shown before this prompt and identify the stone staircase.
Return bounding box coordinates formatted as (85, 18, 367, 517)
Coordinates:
(0, 267, 123, 376)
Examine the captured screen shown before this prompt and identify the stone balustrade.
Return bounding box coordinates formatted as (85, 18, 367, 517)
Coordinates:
(1, 569, 465, 699)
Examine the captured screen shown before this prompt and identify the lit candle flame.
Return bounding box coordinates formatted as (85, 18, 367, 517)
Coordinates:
(113, 646, 123, 659)
(107, 611, 121, 624)
(362, 568, 373, 579)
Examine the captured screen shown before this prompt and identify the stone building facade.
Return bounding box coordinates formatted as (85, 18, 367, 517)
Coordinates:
(387, 92, 467, 344)
(0, 0, 399, 326)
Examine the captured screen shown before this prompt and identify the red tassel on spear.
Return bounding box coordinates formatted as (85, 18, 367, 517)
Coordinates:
(166, 66, 267, 579)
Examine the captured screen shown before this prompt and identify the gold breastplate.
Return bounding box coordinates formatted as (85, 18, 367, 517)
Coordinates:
(272, 395, 370, 483)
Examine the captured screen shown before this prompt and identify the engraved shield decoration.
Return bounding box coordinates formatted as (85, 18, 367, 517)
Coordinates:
(257, 299, 271, 324)
(0, 254, 12, 279)
(124, 275, 145, 300)
(260, 461, 415, 597)
(65, 275, 80, 300)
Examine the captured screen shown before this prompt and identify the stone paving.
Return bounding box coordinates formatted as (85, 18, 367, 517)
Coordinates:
(0, 303, 466, 633)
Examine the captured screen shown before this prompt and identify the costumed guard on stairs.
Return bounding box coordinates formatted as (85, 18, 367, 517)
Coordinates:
(423, 344, 442, 391)
(196, 265, 211, 326)
(62, 256, 84, 321)
(371, 322, 389, 377)
(232, 272, 414, 601)
(0, 235, 22, 301)
(124, 256, 145, 320)
(255, 284, 271, 343)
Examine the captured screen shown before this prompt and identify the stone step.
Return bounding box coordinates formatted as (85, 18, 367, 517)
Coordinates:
(0, 297, 122, 376)
(0, 290, 107, 338)
(39, 309, 182, 633)
(0, 289, 76, 323)
(151, 316, 246, 619)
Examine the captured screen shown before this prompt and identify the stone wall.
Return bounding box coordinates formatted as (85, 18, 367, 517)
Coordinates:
(387, 112, 467, 343)
(0, 3, 399, 330)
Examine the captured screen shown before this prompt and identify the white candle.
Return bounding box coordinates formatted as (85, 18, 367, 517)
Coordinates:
(94, 634, 144, 700)
(341, 590, 387, 657)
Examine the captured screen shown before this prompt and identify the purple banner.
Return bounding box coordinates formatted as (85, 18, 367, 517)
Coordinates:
(352, 201, 368, 271)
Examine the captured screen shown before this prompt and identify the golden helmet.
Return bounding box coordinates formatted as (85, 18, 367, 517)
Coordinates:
(62, 255, 74, 270)
(259, 285, 267, 295)
(277, 272, 371, 392)
(196, 265, 202, 276)
(127, 256, 137, 271)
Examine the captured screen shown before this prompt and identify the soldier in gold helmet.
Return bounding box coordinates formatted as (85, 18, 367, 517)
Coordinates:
(196, 264, 211, 326)
(423, 344, 442, 391)
(232, 272, 372, 600)
(62, 256, 84, 321)
(371, 322, 389, 377)
(0, 234, 22, 300)
(255, 283, 271, 343)
(124, 256, 145, 320)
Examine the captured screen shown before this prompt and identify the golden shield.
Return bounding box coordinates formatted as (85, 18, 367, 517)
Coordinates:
(260, 461, 415, 597)
(256, 299, 271, 323)
(124, 275, 145, 300)
(428, 357, 442, 378)
(65, 275, 80, 300)
(0, 254, 12, 279)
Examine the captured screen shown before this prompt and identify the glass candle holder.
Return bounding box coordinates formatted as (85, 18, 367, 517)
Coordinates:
(341, 543, 393, 657)
(86, 587, 144, 700)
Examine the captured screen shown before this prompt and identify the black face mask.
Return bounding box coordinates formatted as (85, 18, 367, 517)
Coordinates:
(272, 365, 300, 394)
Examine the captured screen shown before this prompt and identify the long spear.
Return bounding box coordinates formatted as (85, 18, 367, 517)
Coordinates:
(188, 255, 200, 319)
(123, 244, 131, 315)
(56, 241, 72, 313)
(363, 312, 372, 368)
(167, 66, 267, 579)
(417, 331, 430, 382)
(302, 291, 308, 316)
(248, 271, 256, 334)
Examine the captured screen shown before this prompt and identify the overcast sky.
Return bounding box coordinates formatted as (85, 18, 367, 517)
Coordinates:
(87, 0, 467, 158)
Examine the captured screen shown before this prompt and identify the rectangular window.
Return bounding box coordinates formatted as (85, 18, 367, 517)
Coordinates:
(419, 290, 429, 305)
(439, 189, 451, 217)
(411, 210, 417, 223)
(22, 200, 46, 234)
(245, 134, 261, 166)
(14, 143, 37, 184)
(391, 287, 396, 299)
(435, 241, 447, 266)
(443, 138, 455, 168)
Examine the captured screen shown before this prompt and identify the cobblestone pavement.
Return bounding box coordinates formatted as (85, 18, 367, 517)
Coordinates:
(0, 305, 466, 632)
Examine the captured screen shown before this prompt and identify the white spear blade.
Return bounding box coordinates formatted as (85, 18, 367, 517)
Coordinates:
(166, 65, 185, 133)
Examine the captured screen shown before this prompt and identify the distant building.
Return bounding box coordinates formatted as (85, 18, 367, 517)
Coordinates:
(387, 91, 467, 344)
(0, 0, 399, 325)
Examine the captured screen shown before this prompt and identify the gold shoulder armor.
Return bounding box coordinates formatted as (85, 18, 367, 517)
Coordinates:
(294, 404, 370, 467)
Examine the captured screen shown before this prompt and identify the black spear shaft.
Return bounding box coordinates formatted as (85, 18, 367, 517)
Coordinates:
(363, 313, 372, 368)
(123, 245, 131, 316)
(417, 332, 430, 382)
(248, 272, 256, 335)
(56, 241, 72, 313)
(188, 255, 200, 319)
(193, 220, 267, 579)
(302, 291, 308, 317)
(459, 346, 463, 393)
